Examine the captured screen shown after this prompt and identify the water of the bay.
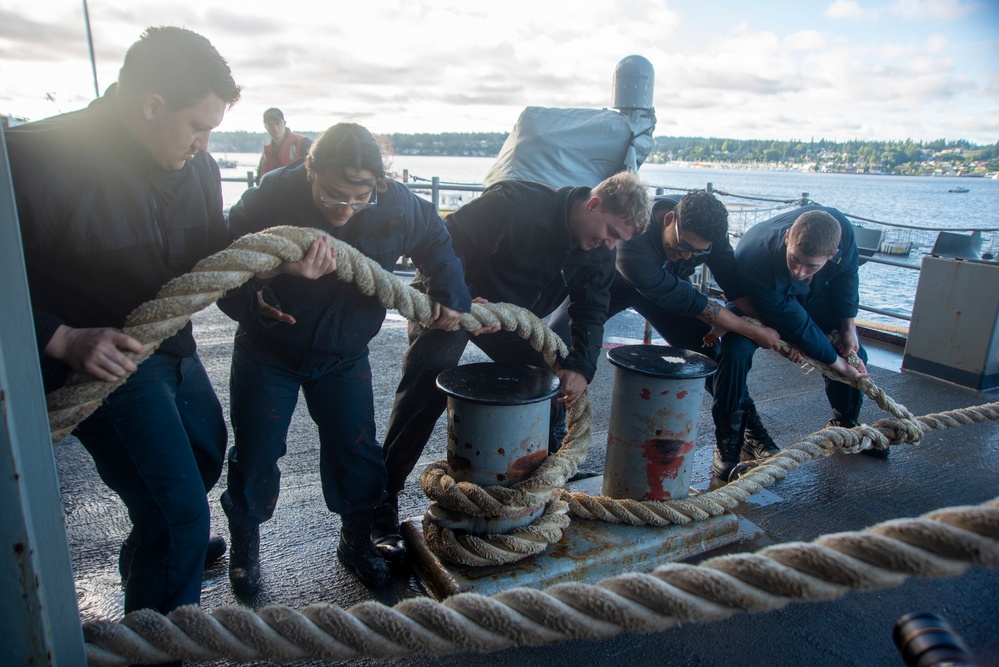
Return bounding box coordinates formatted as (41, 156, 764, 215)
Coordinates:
(216, 152, 999, 328)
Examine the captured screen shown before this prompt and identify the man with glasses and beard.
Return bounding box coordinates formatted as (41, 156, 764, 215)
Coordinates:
(550, 190, 783, 481)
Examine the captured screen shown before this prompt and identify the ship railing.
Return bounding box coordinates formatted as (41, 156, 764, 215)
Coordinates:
(402, 174, 486, 212)
(222, 170, 257, 188)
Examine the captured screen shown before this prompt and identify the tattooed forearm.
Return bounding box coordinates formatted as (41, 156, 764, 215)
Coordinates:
(697, 300, 722, 324)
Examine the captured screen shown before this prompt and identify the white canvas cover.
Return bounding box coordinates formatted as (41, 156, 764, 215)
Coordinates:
(483, 106, 656, 188)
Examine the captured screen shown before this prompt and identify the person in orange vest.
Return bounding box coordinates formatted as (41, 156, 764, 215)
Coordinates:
(257, 107, 311, 183)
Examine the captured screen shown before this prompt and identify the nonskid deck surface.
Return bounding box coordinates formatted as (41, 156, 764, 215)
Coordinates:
(56, 305, 999, 666)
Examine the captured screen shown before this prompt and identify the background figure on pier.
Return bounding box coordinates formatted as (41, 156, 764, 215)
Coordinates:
(218, 122, 472, 593)
(713, 205, 880, 481)
(257, 107, 312, 183)
(377, 172, 652, 559)
(7, 26, 241, 615)
(549, 190, 783, 474)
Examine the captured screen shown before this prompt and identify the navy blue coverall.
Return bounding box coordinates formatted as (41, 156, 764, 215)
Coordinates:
(8, 93, 230, 615)
(381, 180, 615, 499)
(716, 205, 867, 424)
(217, 162, 470, 529)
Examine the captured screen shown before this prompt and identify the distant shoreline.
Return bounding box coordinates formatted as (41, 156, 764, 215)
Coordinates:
(647, 160, 995, 178)
(215, 151, 998, 181)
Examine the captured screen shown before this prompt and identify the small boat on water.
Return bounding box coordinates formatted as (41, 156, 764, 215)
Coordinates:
(949, 186, 970, 193)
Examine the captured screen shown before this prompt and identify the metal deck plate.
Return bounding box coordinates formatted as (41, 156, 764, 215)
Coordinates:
(402, 476, 740, 600)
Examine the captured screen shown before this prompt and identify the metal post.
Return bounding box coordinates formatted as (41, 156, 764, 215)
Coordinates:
(0, 129, 87, 664)
(706, 182, 713, 195)
(800, 192, 810, 206)
(431, 176, 441, 212)
(246, 170, 255, 188)
(602, 346, 717, 501)
(427, 363, 559, 535)
(82, 0, 99, 98)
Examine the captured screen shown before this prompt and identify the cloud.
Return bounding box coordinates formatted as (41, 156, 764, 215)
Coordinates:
(825, 1, 874, 19)
(785, 30, 829, 51)
(2, 1, 996, 143)
(202, 9, 272, 35)
(0, 10, 88, 59)
(889, 0, 974, 20)
(925, 33, 949, 52)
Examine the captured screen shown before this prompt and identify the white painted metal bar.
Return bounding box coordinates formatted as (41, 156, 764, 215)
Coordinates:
(0, 127, 86, 664)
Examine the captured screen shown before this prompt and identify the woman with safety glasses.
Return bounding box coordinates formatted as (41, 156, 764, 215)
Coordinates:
(217, 122, 471, 593)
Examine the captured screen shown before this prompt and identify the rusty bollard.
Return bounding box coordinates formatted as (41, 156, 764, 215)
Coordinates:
(428, 362, 560, 535)
(602, 345, 717, 501)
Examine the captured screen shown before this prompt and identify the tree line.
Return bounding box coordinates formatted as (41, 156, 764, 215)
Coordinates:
(209, 131, 998, 174)
(649, 137, 999, 174)
(209, 131, 508, 157)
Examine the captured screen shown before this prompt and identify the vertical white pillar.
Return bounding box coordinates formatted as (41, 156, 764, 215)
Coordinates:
(0, 128, 86, 664)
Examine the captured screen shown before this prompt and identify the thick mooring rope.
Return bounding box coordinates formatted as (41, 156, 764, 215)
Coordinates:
(45, 226, 573, 442)
(82, 497, 999, 666)
(46, 226, 999, 665)
(45, 225, 591, 559)
(561, 401, 999, 527)
(423, 316, 935, 565)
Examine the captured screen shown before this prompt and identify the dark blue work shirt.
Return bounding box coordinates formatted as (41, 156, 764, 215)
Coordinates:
(735, 205, 860, 364)
(615, 194, 741, 317)
(219, 162, 470, 367)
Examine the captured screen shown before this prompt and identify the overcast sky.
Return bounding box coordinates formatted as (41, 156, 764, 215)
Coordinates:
(1, 0, 997, 144)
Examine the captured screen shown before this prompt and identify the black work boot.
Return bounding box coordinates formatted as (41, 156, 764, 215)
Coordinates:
(119, 530, 227, 582)
(741, 405, 780, 462)
(826, 415, 890, 459)
(338, 510, 391, 588)
(228, 525, 261, 597)
(712, 410, 747, 481)
(371, 498, 408, 566)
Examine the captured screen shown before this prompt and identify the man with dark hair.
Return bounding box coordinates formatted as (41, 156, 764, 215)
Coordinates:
(551, 190, 782, 470)
(374, 171, 651, 560)
(711, 205, 876, 481)
(257, 107, 312, 183)
(7, 26, 241, 616)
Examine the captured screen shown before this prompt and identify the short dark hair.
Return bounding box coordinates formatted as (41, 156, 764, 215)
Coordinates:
(117, 26, 241, 110)
(306, 122, 386, 186)
(789, 209, 842, 257)
(674, 190, 728, 243)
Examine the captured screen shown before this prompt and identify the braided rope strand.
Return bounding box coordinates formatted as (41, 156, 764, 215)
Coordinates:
(42, 225, 590, 562)
(82, 497, 999, 666)
(42, 225, 999, 665)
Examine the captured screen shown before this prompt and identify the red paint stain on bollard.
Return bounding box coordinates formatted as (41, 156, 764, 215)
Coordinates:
(676, 390, 688, 399)
(640, 388, 651, 400)
(661, 389, 670, 396)
(641, 438, 694, 500)
(506, 449, 548, 482)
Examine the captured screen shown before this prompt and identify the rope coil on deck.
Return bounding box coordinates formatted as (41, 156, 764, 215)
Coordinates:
(82, 497, 999, 666)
